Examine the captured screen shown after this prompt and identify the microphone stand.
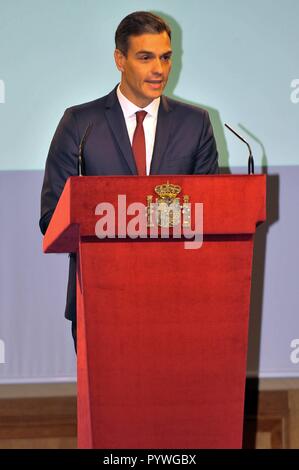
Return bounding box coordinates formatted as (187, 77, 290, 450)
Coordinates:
(224, 123, 254, 175)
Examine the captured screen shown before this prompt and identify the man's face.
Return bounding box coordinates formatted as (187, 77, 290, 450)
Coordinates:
(114, 31, 172, 108)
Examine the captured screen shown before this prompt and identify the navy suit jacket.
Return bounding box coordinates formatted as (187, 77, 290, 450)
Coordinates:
(40, 86, 218, 321)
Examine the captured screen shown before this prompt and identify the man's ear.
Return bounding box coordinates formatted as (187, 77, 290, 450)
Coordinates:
(114, 49, 126, 72)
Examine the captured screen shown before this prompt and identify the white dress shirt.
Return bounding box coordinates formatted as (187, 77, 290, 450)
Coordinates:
(117, 85, 160, 175)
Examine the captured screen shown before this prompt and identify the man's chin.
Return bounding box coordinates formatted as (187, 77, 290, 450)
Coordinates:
(145, 89, 164, 100)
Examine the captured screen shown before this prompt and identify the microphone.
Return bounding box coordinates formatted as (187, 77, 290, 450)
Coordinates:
(224, 123, 254, 174)
(78, 122, 93, 176)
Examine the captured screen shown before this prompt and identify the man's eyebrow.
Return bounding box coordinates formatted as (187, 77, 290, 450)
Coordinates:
(161, 50, 172, 56)
(135, 50, 153, 55)
(135, 50, 173, 56)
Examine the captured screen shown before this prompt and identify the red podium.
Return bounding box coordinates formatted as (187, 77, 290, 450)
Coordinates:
(43, 175, 266, 449)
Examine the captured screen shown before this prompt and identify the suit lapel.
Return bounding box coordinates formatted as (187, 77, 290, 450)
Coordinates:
(105, 88, 137, 175)
(150, 96, 173, 175)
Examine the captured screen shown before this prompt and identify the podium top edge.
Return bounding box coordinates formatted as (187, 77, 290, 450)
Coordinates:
(67, 174, 266, 180)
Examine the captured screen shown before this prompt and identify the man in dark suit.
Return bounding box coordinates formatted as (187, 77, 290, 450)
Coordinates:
(39, 11, 218, 347)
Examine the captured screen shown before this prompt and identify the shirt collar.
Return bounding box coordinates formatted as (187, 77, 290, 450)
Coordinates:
(117, 84, 160, 119)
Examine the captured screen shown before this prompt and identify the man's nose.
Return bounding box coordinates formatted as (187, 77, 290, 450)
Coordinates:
(152, 58, 163, 75)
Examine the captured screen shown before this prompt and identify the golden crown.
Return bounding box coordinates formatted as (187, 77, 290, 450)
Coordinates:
(155, 181, 181, 199)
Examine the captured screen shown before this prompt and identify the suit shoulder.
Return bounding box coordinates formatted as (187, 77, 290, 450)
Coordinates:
(164, 96, 209, 118)
(65, 95, 107, 117)
(57, 91, 114, 129)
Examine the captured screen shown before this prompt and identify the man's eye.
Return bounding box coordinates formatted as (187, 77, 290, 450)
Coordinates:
(162, 55, 171, 62)
(140, 56, 150, 61)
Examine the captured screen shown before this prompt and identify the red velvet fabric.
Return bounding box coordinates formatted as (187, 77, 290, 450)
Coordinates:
(78, 237, 253, 448)
(43, 175, 266, 253)
(76, 253, 93, 448)
(43, 175, 266, 448)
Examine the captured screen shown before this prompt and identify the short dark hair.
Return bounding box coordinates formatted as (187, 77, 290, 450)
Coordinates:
(115, 11, 171, 56)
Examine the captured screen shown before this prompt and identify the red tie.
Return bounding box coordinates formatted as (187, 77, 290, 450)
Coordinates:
(132, 111, 147, 175)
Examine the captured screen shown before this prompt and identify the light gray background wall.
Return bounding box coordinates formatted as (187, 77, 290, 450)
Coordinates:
(0, 0, 298, 382)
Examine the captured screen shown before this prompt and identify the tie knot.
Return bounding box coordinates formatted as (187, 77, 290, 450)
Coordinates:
(136, 110, 147, 124)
